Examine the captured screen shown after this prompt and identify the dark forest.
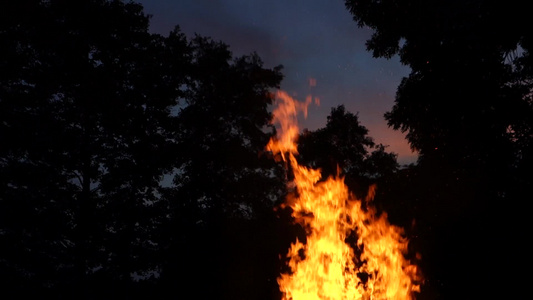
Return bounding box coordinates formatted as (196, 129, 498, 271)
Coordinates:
(1, 0, 531, 299)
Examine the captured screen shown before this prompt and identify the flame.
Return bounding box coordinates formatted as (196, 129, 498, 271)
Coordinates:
(268, 91, 421, 300)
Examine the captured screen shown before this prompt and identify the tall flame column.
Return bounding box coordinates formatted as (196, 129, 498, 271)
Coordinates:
(268, 91, 421, 300)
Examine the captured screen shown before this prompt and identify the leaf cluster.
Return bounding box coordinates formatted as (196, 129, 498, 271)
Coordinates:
(345, 0, 533, 297)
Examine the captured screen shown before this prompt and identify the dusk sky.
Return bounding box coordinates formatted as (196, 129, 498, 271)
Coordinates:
(137, 0, 417, 165)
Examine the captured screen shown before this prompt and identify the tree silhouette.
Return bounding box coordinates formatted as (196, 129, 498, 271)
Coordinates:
(298, 105, 398, 198)
(156, 35, 287, 300)
(1, 1, 188, 297)
(1, 0, 293, 297)
(345, 0, 532, 297)
(345, 0, 531, 170)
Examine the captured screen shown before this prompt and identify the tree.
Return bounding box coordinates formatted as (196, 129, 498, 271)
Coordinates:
(298, 105, 398, 197)
(0, 0, 188, 296)
(345, 0, 531, 169)
(1, 1, 292, 298)
(345, 0, 533, 297)
(345, 0, 532, 171)
(156, 36, 287, 299)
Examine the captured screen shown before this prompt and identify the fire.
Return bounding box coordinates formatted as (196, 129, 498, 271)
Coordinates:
(268, 91, 421, 300)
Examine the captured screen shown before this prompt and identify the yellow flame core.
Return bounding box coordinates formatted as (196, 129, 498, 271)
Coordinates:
(268, 91, 420, 300)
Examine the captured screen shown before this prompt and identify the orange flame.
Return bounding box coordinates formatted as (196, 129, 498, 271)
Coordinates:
(268, 91, 421, 300)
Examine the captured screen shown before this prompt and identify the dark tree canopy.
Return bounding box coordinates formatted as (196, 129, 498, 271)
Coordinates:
(175, 36, 284, 221)
(1, 0, 186, 296)
(345, 0, 532, 169)
(298, 105, 398, 197)
(345, 0, 533, 297)
(158, 36, 287, 300)
(0, 1, 287, 298)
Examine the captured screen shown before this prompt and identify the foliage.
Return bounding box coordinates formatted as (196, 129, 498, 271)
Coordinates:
(298, 105, 398, 197)
(157, 35, 287, 299)
(345, 0, 533, 297)
(0, 1, 406, 298)
(345, 0, 532, 168)
(0, 0, 188, 295)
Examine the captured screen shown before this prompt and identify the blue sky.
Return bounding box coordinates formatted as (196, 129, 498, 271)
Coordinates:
(137, 0, 417, 165)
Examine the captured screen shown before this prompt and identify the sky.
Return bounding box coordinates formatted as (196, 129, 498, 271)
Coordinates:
(137, 0, 418, 165)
